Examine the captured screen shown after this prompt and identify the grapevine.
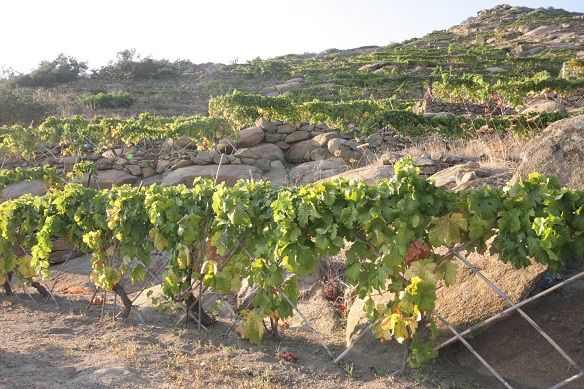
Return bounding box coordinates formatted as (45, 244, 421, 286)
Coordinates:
(0, 159, 582, 367)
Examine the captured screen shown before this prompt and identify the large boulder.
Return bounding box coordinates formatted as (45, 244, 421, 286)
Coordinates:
(288, 160, 346, 185)
(511, 115, 584, 190)
(318, 165, 394, 185)
(261, 160, 288, 187)
(236, 126, 265, 148)
(0, 179, 46, 202)
(47, 237, 84, 264)
(285, 139, 321, 163)
(246, 143, 286, 163)
(327, 138, 365, 163)
(160, 164, 262, 187)
(521, 99, 567, 114)
(74, 170, 138, 189)
(275, 78, 304, 94)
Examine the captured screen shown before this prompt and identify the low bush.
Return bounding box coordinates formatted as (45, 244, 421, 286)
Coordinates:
(80, 91, 135, 110)
(0, 84, 57, 126)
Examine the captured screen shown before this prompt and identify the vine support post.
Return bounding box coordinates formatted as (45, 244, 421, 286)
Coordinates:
(434, 310, 513, 389)
(333, 322, 374, 364)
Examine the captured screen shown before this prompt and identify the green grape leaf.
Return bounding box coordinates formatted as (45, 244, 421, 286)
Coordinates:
(429, 212, 468, 247)
(344, 262, 362, 285)
(405, 276, 436, 312)
(237, 310, 265, 345)
(436, 260, 458, 286)
(130, 265, 146, 285)
(404, 259, 437, 282)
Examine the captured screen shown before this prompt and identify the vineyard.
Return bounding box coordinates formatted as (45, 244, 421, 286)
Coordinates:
(1, 4, 584, 388)
(2, 159, 583, 372)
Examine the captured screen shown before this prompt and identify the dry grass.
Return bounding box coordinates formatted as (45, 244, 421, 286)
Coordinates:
(405, 133, 525, 164)
(398, 132, 528, 175)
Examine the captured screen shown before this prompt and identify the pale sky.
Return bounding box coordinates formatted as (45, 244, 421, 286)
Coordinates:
(1, 1, 583, 74)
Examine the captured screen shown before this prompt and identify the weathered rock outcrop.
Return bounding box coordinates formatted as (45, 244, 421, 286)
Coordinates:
(160, 164, 262, 187)
(511, 115, 584, 190)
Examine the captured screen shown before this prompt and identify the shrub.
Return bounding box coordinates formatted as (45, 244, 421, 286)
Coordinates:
(80, 91, 135, 109)
(92, 49, 180, 80)
(0, 84, 57, 126)
(8, 54, 87, 88)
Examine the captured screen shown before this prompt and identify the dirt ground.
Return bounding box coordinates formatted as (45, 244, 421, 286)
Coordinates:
(3, 255, 583, 389)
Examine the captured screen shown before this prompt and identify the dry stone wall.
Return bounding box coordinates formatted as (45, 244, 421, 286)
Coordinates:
(0, 118, 412, 189)
(414, 99, 506, 116)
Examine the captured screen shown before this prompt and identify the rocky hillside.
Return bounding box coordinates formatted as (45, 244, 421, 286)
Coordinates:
(47, 4, 583, 120)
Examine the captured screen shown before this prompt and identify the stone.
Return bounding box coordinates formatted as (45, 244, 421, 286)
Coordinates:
(260, 86, 278, 95)
(264, 133, 282, 143)
(159, 139, 174, 153)
(141, 166, 157, 179)
(288, 160, 346, 185)
(346, 244, 547, 350)
(275, 141, 290, 150)
(261, 160, 288, 187)
(313, 131, 340, 146)
(59, 155, 81, 165)
(254, 158, 272, 173)
(363, 133, 383, 148)
(93, 158, 115, 170)
(485, 66, 507, 72)
(285, 139, 321, 163)
(156, 159, 172, 173)
(84, 170, 138, 189)
(284, 130, 311, 143)
(0, 180, 46, 202)
(237, 126, 265, 148)
(217, 138, 236, 154)
(138, 174, 163, 187)
(247, 143, 286, 163)
(125, 164, 142, 176)
(310, 148, 331, 161)
(160, 164, 262, 187)
(194, 150, 214, 165)
(327, 138, 364, 163)
(174, 135, 197, 149)
(171, 159, 194, 169)
(255, 117, 278, 133)
(511, 115, 584, 190)
(101, 149, 123, 159)
(275, 79, 304, 94)
(48, 237, 83, 264)
(318, 165, 394, 185)
(213, 153, 232, 165)
(521, 100, 567, 114)
(234, 148, 261, 159)
(276, 124, 297, 134)
(456, 171, 477, 186)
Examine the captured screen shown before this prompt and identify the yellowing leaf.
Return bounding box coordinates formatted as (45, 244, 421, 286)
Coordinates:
(237, 310, 265, 345)
(177, 244, 191, 270)
(378, 312, 419, 344)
